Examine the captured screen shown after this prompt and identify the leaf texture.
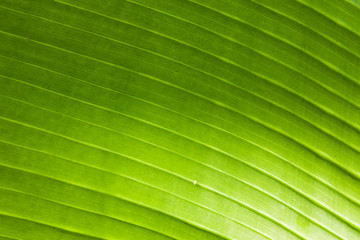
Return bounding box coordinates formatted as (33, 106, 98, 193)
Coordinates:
(0, 0, 359, 239)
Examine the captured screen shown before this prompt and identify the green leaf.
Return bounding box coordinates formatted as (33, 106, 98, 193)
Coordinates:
(0, 0, 359, 239)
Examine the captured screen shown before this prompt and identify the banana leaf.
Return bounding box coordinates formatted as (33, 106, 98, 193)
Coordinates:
(0, 0, 359, 239)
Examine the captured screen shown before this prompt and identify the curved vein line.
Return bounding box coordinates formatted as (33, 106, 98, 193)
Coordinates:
(2, 51, 360, 212)
(294, 0, 360, 39)
(220, 0, 360, 61)
(3, 70, 359, 209)
(2, 52, 360, 209)
(0, 97, 346, 239)
(4, 2, 358, 132)
(11, 0, 356, 143)
(119, 1, 360, 126)
(1, 22, 358, 206)
(3, 5, 360, 156)
(243, 0, 360, 60)
(0, 116, 306, 239)
(0, 140, 346, 240)
(1, 28, 359, 181)
(221, 0, 360, 85)
(2, 54, 359, 203)
(200, 185, 343, 240)
(146, 0, 360, 90)
(0, 235, 17, 240)
(2, 56, 360, 217)
(0, 213, 105, 240)
(116, 1, 360, 148)
(0, 159, 271, 240)
(250, 0, 360, 58)
(155, 0, 360, 94)
(0, 142, 229, 240)
(1, 92, 358, 235)
(346, 0, 360, 10)
(0, 187, 176, 240)
(83, 0, 360, 90)
(1, 0, 358, 238)
(46, 1, 360, 135)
